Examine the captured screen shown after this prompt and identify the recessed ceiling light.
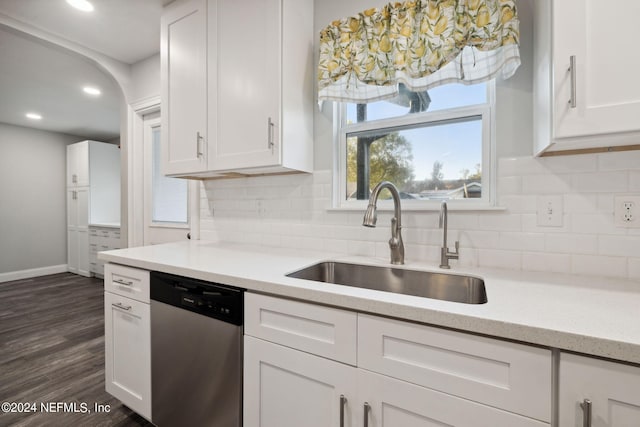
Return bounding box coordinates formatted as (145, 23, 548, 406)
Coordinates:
(83, 86, 101, 96)
(26, 112, 42, 120)
(66, 0, 94, 12)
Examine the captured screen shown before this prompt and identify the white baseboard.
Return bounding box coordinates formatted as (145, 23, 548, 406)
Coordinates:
(0, 264, 69, 283)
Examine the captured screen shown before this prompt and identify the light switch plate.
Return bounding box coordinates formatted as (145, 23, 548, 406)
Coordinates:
(537, 195, 563, 227)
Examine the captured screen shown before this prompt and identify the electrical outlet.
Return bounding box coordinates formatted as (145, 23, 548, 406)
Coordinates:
(614, 195, 640, 228)
(537, 195, 563, 227)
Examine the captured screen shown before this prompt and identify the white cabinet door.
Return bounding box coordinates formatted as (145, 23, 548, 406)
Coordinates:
(559, 353, 640, 427)
(553, 0, 640, 140)
(104, 292, 151, 420)
(244, 336, 358, 427)
(211, 0, 280, 171)
(357, 370, 548, 427)
(66, 141, 89, 187)
(161, 0, 208, 175)
(67, 187, 90, 277)
(67, 230, 78, 274)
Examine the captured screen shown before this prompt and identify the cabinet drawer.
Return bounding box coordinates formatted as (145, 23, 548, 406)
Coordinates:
(107, 237, 122, 250)
(358, 315, 552, 422)
(245, 293, 357, 365)
(104, 264, 150, 303)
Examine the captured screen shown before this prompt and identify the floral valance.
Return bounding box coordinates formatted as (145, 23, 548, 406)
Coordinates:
(318, 0, 520, 103)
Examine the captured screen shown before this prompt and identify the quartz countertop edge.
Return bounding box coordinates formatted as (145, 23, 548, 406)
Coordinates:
(98, 240, 640, 365)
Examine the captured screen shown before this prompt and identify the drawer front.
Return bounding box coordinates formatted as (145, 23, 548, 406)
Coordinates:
(358, 314, 552, 422)
(104, 264, 150, 303)
(245, 293, 357, 365)
(107, 237, 122, 250)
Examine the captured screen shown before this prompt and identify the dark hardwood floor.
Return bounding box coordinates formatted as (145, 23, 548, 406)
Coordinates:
(0, 273, 152, 427)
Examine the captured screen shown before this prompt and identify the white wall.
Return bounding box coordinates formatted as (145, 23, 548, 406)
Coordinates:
(198, 0, 640, 282)
(0, 123, 83, 275)
(130, 53, 161, 103)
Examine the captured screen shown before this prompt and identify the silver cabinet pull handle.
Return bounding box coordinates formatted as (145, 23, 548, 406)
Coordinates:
(196, 131, 204, 158)
(340, 395, 346, 427)
(112, 302, 132, 311)
(568, 55, 577, 108)
(114, 279, 133, 286)
(363, 402, 370, 427)
(72, 174, 77, 183)
(580, 399, 592, 427)
(267, 117, 275, 150)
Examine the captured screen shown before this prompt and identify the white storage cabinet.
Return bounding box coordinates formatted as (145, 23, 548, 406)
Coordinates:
(243, 293, 551, 427)
(534, 0, 640, 154)
(559, 352, 640, 426)
(66, 140, 120, 277)
(89, 226, 121, 277)
(161, 0, 313, 178)
(103, 263, 151, 420)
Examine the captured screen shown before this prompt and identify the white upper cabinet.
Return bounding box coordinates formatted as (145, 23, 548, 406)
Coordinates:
(534, 0, 640, 154)
(161, 0, 313, 178)
(67, 141, 89, 187)
(161, 0, 209, 175)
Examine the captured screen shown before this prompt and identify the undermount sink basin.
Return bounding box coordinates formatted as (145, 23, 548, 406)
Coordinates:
(287, 262, 487, 304)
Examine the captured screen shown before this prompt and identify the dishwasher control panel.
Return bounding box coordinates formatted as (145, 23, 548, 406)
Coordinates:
(150, 271, 244, 325)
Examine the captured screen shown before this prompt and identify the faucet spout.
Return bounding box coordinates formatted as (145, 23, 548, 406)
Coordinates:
(439, 201, 459, 269)
(362, 181, 404, 265)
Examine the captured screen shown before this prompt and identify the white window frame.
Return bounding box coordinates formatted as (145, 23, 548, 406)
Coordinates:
(332, 80, 498, 211)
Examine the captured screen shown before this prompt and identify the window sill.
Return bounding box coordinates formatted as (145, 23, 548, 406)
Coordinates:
(327, 202, 507, 213)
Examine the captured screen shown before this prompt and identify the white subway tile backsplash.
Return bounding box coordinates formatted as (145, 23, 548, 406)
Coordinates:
(478, 249, 522, 270)
(522, 174, 572, 194)
(201, 154, 640, 281)
(498, 195, 537, 213)
(628, 258, 640, 280)
(499, 157, 547, 177)
(545, 234, 598, 255)
(563, 194, 598, 213)
(497, 175, 522, 195)
(571, 254, 627, 279)
(478, 213, 522, 231)
(499, 232, 546, 252)
(571, 213, 626, 235)
(630, 171, 640, 191)
(541, 154, 598, 173)
(597, 151, 640, 171)
(571, 171, 628, 193)
(522, 252, 571, 274)
(598, 235, 640, 257)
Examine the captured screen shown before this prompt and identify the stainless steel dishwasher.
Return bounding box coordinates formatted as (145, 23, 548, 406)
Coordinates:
(150, 271, 243, 427)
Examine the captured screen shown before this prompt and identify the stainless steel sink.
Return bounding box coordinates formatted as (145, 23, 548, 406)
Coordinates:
(287, 261, 487, 304)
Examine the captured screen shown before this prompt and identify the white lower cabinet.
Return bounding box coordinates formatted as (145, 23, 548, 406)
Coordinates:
(244, 336, 357, 427)
(358, 369, 547, 427)
(243, 293, 552, 427)
(89, 226, 121, 277)
(104, 265, 151, 420)
(559, 353, 640, 427)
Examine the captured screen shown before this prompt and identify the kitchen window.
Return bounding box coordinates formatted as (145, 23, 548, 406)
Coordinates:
(334, 80, 495, 209)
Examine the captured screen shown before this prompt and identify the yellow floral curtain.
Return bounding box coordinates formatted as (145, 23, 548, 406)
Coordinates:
(318, 0, 520, 102)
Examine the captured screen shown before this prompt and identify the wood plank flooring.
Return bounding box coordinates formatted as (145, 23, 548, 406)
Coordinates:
(0, 273, 151, 427)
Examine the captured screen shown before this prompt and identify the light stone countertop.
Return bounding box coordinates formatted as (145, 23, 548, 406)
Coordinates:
(99, 240, 640, 365)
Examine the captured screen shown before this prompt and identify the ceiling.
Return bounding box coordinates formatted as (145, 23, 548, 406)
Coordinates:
(0, 0, 173, 140)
